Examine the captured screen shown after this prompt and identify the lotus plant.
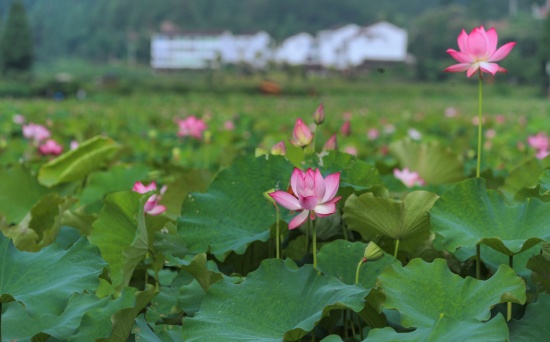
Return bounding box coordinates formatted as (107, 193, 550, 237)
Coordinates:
(394, 168, 425, 188)
(528, 133, 550, 159)
(132, 181, 167, 215)
(177, 115, 207, 140)
(445, 26, 515, 293)
(22, 123, 51, 143)
(38, 139, 63, 156)
(269, 168, 341, 268)
(290, 118, 313, 149)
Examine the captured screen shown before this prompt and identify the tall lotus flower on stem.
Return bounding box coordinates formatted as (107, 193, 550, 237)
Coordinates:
(445, 27, 515, 316)
(269, 168, 341, 268)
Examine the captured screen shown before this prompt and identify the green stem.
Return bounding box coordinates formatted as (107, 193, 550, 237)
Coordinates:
(394, 239, 400, 259)
(342, 223, 349, 241)
(312, 125, 318, 153)
(312, 218, 317, 269)
(507, 255, 514, 321)
(355, 259, 365, 284)
(1, 302, 2, 342)
(275, 206, 281, 259)
(476, 71, 483, 178)
(476, 244, 481, 280)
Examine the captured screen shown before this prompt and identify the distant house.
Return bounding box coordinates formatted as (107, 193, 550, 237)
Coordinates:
(150, 30, 273, 70)
(275, 32, 315, 65)
(274, 21, 409, 71)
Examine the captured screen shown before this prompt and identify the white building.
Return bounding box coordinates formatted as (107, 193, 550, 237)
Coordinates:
(150, 31, 273, 70)
(274, 21, 409, 70)
(274, 32, 315, 65)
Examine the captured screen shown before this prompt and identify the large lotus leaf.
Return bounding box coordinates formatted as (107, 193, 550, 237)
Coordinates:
(317, 239, 398, 288)
(343, 191, 438, 243)
(89, 191, 170, 293)
(0, 234, 106, 316)
(377, 258, 526, 328)
(509, 294, 550, 341)
(161, 169, 212, 217)
(177, 155, 293, 261)
(538, 169, 550, 196)
(389, 139, 464, 185)
(182, 259, 369, 341)
(2, 192, 75, 251)
(3, 286, 155, 341)
(527, 253, 550, 292)
(431, 178, 550, 256)
(176, 253, 223, 292)
(79, 164, 149, 212)
(38, 135, 121, 187)
(500, 157, 550, 200)
(134, 314, 183, 342)
(303, 151, 381, 191)
(365, 314, 508, 342)
(0, 164, 49, 224)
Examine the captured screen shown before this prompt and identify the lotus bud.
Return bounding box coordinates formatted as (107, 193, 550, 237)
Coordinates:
(271, 141, 286, 155)
(323, 134, 338, 151)
(313, 103, 325, 125)
(290, 118, 313, 147)
(363, 241, 384, 262)
(340, 120, 351, 137)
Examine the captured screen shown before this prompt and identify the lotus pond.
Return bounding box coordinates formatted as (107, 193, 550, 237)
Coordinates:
(0, 80, 549, 341)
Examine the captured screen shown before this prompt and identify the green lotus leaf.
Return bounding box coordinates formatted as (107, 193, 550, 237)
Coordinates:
(0, 164, 49, 224)
(38, 135, 121, 187)
(537, 169, 550, 196)
(79, 164, 149, 212)
(365, 314, 508, 342)
(303, 151, 381, 191)
(2, 192, 75, 251)
(378, 258, 525, 328)
(161, 169, 212, 217)
(177, 155, 293, 261)
(176, 253, 223, 292)
(500, 157, 550, 200)
(182, 259, 369, 341)
(527, 253, 550, 292)
(3, 286, 155, 341)
(317, 239, 398, 288)
(389, 139, 464, 185)
(134, 314, 183, 342)
(0, 233, 106, 316)
(509, 294, 550, 341)
(343, 191, 438, 243)
(431, 178, 550, 255)
(89, 190, 171, 293)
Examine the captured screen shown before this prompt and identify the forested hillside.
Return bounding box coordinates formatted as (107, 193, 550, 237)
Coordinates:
(0, 0, 542, 64)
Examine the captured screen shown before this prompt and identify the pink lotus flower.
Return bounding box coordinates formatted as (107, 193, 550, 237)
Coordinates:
(269, 168, 342, 229)
(23, 123, 51, 143)
(12, 114, 25, 125)
(271, 141, 286, 155)
(38, 139, 63, 156)
(70, 140, 79, 150)
(444, 26, 515, 78)
(177, 116, 207, 139)
(528, 133, 550, 151)
(290, 118, 313, 147)
(132, 181, 167, 215)
(323, 134, 338, 151)
(367, 128, 379, 140)
(344, 146, 358, 156)
(536, 149, 550, 160)
(313, 103, 325, 125)
(394, 168, 425, 188)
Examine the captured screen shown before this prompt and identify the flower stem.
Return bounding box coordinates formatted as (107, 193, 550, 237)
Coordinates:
(507, 255, 514, 321)
(312, 125, 318, 153)
(394, 239, 400, 259)
(312, 218, 317, 269)
(476, 71, 483, 178)
(275, 206, 281, 259)
(476, 244, 481, 280)
(355, 258, 365, 284)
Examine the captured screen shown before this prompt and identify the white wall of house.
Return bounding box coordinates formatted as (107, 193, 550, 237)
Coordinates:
(275, 32, 315, 65)
(316, 24, 361, 69)
(345, 21, 408, 67)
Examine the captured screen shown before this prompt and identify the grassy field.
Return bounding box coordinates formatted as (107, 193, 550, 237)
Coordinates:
(1, 71, 548, 173)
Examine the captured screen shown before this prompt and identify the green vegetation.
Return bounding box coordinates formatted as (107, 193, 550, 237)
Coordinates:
(0, 0, 33, 74)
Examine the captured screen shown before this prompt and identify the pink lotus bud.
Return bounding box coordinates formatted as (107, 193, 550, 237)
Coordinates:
(340, 121, 351, 137)
(367, 128, 379, 140)
(271, 141, 286, 155)
(290, 118, 313, 147)
(313, 103, 325, 125)
(344, 146, 357, 156)
(323, 134, 338, 151)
